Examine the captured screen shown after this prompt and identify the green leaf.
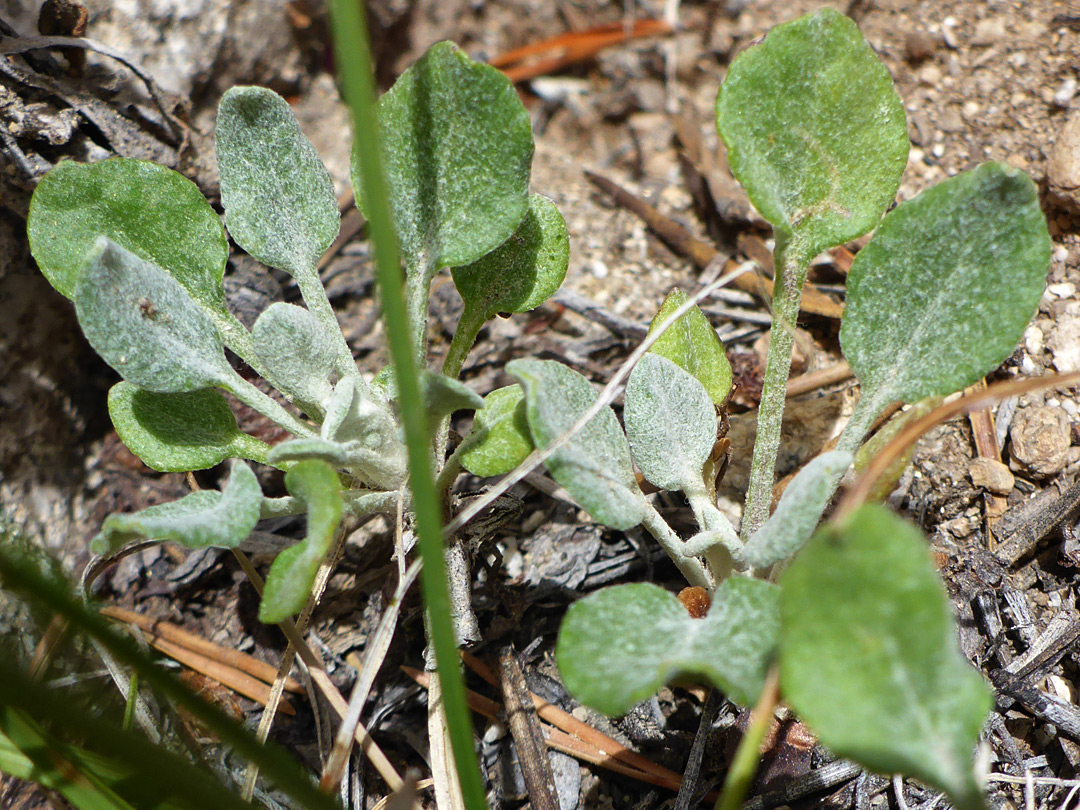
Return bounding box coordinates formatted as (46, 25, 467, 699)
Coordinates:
(741, 451, 852, 568)
(108, 382, 270, 472)
(647, 289, 733, 406)
(507, 359, 645, 531)
(840, 162, 1051, 414)
(624, 354, 716, 493)
(92, 461, 262, 554)
(451, 193, 569, 318)
(74, 238, 233, 393)
(27, 158, 229, 309)
(216, 86, 340, 278)
(252, 303, 336, 414)
(460, 385, 534, 477)
(715, 8, 908, 258)
(259, 460, 343, 623)
(352, 41, 533, 275)
(557, 578, 779, 715)
(780, 504, 992, 810)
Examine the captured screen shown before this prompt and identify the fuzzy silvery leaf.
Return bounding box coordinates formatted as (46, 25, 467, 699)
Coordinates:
(741, 450, 852, 568)
(75, 238, 233, 393)
(451, 194, 569, 319)
(460, 385, 534, 477)
(715, 9, 908, 260)
(217, 87, 340, 278)
(507, 359, 645, 531)
(647, 289, 732, 406)
(92, 461, 262, 555)
(27, 158, 229, 310)
(780, 505, 992, 810)
(841, 162, 1051, 416)
(624, 354, 716, 493)
(373, 369, 484, 427)
(352, 41, 533, 275)
(259, 460, 343, 623)
(252, 303, 336, 414)
(319, 377, 406, 488)
(557, 578, 778, 715)
(108, 382, 271, 472)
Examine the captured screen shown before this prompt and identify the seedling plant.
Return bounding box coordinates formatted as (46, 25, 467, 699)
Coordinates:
(18, 5, 1052, 810)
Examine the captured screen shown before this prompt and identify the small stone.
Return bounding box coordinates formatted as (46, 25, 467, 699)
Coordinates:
(1048, 281, 1076, 298)
(971, 17, 1006, 46)
(942, 17, 960, 49)
(905, 29, 939, 62)
(1024, 323, 1044, 355)
(939, 108, 964, 133)
(1055, 77, 1078, 108)
(1048, 112, 1080, 213)
(1009, 406, 1072, 478)
(969, 457, 1015, 494)
(962, 100, 981, 120)
(1048, 301, 1080, 372)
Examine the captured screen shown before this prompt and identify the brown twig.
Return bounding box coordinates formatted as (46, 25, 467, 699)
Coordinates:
(967, 379, 1009, 525)
(584, 170, 844, 319)
(490, 19, 673, 83)
(100, 606, 303, 694)
(497, 646, 560, 810)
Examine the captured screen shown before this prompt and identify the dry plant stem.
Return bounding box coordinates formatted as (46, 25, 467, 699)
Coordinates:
(715, 666, 781, 810)
(429, 674, 468, 810)
(497, 646, 560, 810)
(320, 557, 423, 794)
(741, 239, 808, 540)
(445, 267, 750, 542)
(229, 548, 405, 792)
(967, 379, 1009, 524)
(838, 370, 1080, 521)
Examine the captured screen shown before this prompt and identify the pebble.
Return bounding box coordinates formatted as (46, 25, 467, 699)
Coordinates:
(1048, 112, 1080, 212)
(1055, 77, 1078, 108)
(942, 16, 960, 48)
(968, 457, 1015, 495)
(939, 108, 964, 133)
(971, 17, 1006, 46)
(1048, 301, 1080, 372)
(1009, 406, 1072, 477)
(905, 29, 939, 62)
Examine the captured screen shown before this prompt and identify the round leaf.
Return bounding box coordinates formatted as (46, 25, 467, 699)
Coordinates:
(217, 86, 340, 278)
(92, 461, 262, 554)
(451, 194, 569, 318)
(715, 8, 908, 257)
(108, 382, 270, 472)
(556, 578, 779, 715)
(624, 354, 716, 493)
(780, 504, 992, 810)
(460, 385, 534, 477)
(507, 359, 644, 531)
(352, 41, 533, 274)
(647, 288, 733, 405)
(841, 162, 1051, 412)
(27, 158, 229, 307)
(74, 238, 232, 393)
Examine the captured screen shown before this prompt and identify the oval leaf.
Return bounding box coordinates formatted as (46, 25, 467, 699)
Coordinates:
(451, 193, 569, 318)
(259, 460, 343, 624)
(557, 578, 779, 715)
(841, 162, 1051, 414)
(780, 504, 992, 810)
(92, 461, 262, 555)
(27, 158, 229, 309)
(741, 450, 852, 568)
(648, 289, 733, 406)
(460, 385, 534, 477)
(320, 377, 407, 488)
(625, 354, 716, 493)
(352, 41, 533, 274)
(217, 87, 340, 278)
(252, 303, 336, 413)
(109, 382, 270, 472)
(75, 238, 232, 393)
(507, 359, 645, 531)
(715, 8, 908, 257)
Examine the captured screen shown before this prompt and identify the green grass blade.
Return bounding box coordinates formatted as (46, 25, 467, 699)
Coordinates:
(326, 3, 488, 809)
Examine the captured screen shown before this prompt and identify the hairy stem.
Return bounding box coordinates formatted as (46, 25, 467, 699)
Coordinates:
(442, 305, 486, 381)
(640, 502, 711, 589)
(220, 372, 316, 438)
(294, 270, 361, 383)
(741, 234, 810, 541)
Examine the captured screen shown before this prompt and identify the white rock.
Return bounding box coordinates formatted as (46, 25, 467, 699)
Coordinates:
(1048, 302, 1080, 373)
